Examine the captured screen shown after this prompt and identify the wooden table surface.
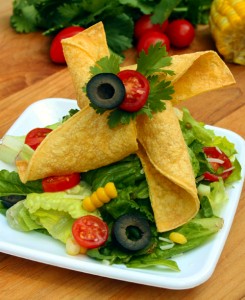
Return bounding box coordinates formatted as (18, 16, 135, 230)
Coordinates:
(0, 2, 245, 299)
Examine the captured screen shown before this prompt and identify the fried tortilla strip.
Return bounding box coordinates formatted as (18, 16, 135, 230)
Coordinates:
(62, 22, 110, 109)
(122, 50, 235, 104)
(163, 50, 235, 104)
(17, 106, 138, 183)
(136, 101, 199, 232)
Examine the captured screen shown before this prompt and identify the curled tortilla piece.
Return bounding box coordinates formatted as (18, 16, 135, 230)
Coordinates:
(62, 22, 110, 109)
(122, 50, 235, 105)
(16, 106, 138, 183)
(136, 101, 199, 232)
(160, 50, 235, 104)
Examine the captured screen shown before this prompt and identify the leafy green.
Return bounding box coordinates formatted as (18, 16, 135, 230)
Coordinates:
(180, 108, 241, 184)
(0, 170, 43, 196)
(5, 183, 95, 243)
(90, 54, 121, 76)
(137, 43, 173, 77)
(11, 0, 213, 55)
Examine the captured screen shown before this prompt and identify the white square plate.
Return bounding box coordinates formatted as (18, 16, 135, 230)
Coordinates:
(0, 98, 245, 290)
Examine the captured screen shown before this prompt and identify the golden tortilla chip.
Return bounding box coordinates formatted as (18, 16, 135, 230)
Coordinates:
(136, 102, 199, 231)
(62, 22, 110, 109)
(17, 106, 138, 183)
(162, 50, 235, 104)
(137, 144, 199, 232)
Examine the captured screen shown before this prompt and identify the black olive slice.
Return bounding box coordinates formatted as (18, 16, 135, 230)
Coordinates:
(86, 73, 125, 109)
(112, 213, 152, 252)
(0, 195, 26, 208)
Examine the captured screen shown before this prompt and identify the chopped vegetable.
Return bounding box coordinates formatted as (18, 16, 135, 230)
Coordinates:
(42, 173, 81, 192)
(25, 128, 52, 150)
(82, 182, 118, 212)
(203, 146, 233, 181)
(118, 70, 150, 112)
(72, 215, 109, 249)
(112, 213, 152, 252)
(86, 73, 125, 109)
(169, 232, 187, 244)
(66, 237, 81, 256)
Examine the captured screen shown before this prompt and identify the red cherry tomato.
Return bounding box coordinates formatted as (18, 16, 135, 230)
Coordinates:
(166, 19, 195, 48)
(25, 128, 52, 150)
(117, 70, 150, 112)
(134, 14, 169, 39)
(203, 147, 233, 182)
(72, 215, 109, 249)
(50, 26, 85, 64)
(136, 31, 170, 54)
(42, 173, 81, 192)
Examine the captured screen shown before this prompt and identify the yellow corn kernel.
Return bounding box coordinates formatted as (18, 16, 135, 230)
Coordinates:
(80, 246, 87, 254)
(96, 187, 110, 203)
(90, 192, 104, 207)
(169, 232, 187, 244)
(82, 196, 97, 212)
(66, 237, 81, 256)
(82, 182, 118, 212)
(104, 182, 118, 198)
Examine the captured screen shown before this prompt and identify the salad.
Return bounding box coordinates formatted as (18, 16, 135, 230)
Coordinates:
(0, 107, 241, 271)
(0, 22, 242, 273)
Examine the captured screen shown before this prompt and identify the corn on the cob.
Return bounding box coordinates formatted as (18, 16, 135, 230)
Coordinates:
(209, 0, 245, 65)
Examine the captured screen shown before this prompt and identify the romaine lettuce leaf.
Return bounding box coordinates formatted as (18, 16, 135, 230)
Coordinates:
(0, 170, 43, 196)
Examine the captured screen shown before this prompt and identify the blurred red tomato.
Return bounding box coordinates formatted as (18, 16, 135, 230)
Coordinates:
(134, 14, 168, 39)
(166, 19, 195, 48)
(136, 31, 170, 54)
(50, 26, 85, 64)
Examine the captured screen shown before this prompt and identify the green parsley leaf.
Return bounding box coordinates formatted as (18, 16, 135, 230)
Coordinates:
(137, 43, 174, 77)
(108, 109, 137, 128)
(147, 75, 174, 112)
(10, 3, 39, 33)
(90, 54, 121, 76)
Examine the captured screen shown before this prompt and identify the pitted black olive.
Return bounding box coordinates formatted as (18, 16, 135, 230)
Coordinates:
(86, 73, 125, 109)
(112, 213, 152, 252)
(0, 195, 26, 208)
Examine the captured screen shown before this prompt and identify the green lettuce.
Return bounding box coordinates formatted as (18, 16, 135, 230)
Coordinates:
(180, 108, 242, 184)
(0, 170, 43, 196)
(5, 183, 96, 243)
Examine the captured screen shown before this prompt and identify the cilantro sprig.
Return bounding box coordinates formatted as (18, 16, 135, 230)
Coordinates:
(84, 43, 175, 128)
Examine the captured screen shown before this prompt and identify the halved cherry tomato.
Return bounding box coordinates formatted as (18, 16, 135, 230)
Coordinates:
(25, 128, 52, 150)
(203, 147, 233, 181)
(72, 215, 109, 249)
(136, 31, 170, 54)
(50, 26, 85, 64)
(117, 70, 150, 112)
(42, 173, 81, 192)
(166, 19, 195, 48)
(134, 14, 169, 39)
